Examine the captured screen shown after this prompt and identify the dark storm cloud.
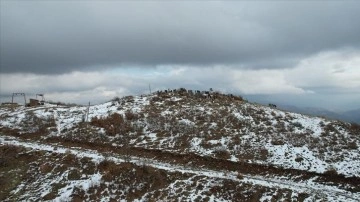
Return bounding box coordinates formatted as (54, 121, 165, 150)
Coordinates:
(1, 1, 360, 74)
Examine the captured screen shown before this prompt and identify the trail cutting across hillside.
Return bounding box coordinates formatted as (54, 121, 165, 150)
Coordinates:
(1, 135, 359, 201)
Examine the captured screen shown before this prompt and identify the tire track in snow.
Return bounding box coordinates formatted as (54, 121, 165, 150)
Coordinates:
(0, 135, 359, 201)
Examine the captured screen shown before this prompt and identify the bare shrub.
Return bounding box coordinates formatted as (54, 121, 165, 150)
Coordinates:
(324, 123, 338, 134)
(258, 148, 269, 160)
(213, 146, 231, 159)
(125, 110, 137, 121)
(291, 122, 304, 129)
(237, 173, 244, 180)
(165, 100, 177, 106)
(90, 113, 131, 136)
(68, 169, 81, 180)
(63, 152, 77, 165)
(319, 121, 325, 127)
(98, 160, 126, 180)
(350, 123, 360, 134)
(124, 96, 134, 103)
(347, 141, 358, 150)
(146, 111, 167, 132)
(271, 139, 284, 145)
(151, 96, 162, 102)
(295, 156, 304, 162)
(112, 96, 121, 102)
(40, 163, 53, 173)
(324, 166, 338, 176)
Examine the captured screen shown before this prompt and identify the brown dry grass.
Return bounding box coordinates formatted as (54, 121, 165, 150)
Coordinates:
(0, 145, 29, 200)
(90, 113, 132, 136)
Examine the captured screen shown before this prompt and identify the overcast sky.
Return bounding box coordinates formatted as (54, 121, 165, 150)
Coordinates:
(1, 1, 360, 111)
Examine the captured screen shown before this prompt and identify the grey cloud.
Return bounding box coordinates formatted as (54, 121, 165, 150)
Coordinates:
(1, 62, 359, 110)
(1, 1, 360, 74)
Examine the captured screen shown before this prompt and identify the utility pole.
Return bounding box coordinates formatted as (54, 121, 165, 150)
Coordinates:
(85, 102, 90, 122)
(149, 84, 152, 94)
(55, 111, 61, 136)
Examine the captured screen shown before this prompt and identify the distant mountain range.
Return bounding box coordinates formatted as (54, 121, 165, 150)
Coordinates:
(277, 105, 360, 124)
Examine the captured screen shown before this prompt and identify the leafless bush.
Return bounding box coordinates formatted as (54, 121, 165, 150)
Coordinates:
(112, 96, 121, 102)
(258, 148, 269, 160)
(324, 166, 338, 176)
(146, 112, 167, 132)
(350, 123, 360, 134)
(39, 163, 53, 173)
(213, 146, 231, 159)
(68, 169, 81, 180)
(124, 96, 134, 103)
(90, 113, 131, 136)
(237, 173, 244, 180)
(125, 110, 137, 121)
(324, 123, 338, 134)
(347, 141, 358, 150)
(291, 122, 304, 129)
(271, 139, 284, 145)
(151, 96, 162, 102)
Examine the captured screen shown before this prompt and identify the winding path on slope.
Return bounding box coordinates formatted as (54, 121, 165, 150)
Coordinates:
(1, 135, 359, 201)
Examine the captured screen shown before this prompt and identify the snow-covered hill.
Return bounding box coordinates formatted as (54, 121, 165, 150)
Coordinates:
(1, 89, 359, 201)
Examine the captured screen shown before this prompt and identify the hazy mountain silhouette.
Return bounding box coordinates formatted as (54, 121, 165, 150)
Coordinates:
(278, 105, 360, 124)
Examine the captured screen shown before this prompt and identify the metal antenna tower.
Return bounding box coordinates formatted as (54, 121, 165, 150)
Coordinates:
(12, 93, 26, 106)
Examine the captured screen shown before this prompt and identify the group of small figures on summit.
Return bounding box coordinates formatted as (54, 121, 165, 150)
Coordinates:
(155, 88, 243, 101)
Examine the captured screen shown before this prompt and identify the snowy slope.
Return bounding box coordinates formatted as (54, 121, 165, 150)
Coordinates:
(1, 135, 359, 201)
(2, 92, 358, 177)
(1, 90, 359, 201)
